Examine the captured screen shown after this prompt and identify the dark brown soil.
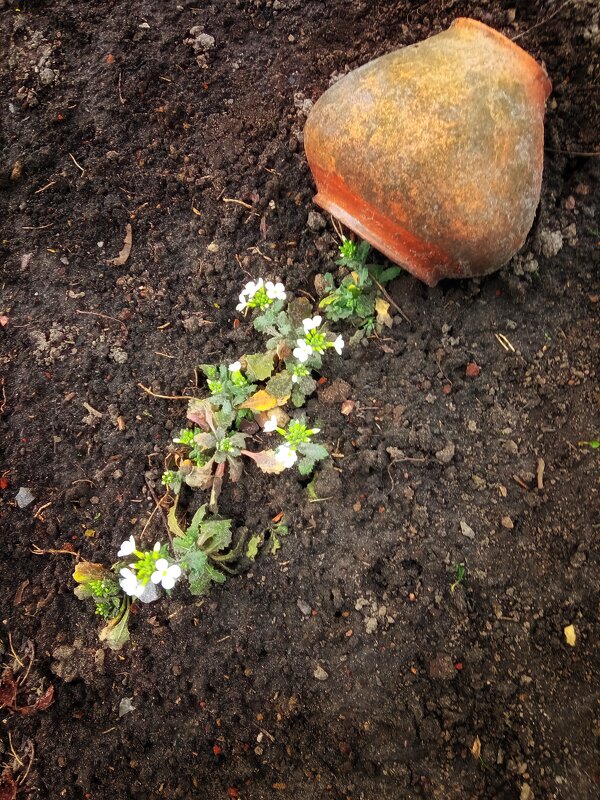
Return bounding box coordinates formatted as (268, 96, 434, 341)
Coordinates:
(1, 1, 599, 799)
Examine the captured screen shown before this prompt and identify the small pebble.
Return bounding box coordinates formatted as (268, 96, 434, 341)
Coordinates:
(15, 487, 35, 508)
(297, 599, 311, 616)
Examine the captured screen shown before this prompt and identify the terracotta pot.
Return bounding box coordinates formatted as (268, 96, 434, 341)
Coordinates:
(304, 18, 551, 286)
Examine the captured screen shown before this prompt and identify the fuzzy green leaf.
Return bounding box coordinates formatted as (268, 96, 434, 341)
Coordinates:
(245, 351, 276, 382)
(373, 265, 401, 284)
(266, 370, 293, 400)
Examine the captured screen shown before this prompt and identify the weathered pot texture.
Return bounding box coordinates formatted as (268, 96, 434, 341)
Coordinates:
(304, 18, 552, 286)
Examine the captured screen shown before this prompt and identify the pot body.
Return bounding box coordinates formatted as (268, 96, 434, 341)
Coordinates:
(304, 18, 551, 286)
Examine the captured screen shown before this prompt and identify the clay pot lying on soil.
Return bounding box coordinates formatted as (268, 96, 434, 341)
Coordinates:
(304, 18, 552, 286)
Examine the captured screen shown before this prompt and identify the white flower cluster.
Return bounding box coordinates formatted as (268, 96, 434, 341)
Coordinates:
(292, 316, 344, 363)
(236, 278, 286, 312)
(117, 537, 181, 598)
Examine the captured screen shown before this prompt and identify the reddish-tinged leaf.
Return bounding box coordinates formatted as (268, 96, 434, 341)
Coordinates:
(242, 449, 286, 475)
(182, 461, 215, 490)
(186, 398, 214, 431)
(0, 478, 8, 490)
(17, 684, 54, 716)
(271, 512, 284, 523)
(0, 316, 9, 328)
(0, 768, 17, 800)
(0, 669, 17, 711)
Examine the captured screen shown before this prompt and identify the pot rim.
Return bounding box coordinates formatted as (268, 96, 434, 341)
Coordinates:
(451, 17, 552, 100)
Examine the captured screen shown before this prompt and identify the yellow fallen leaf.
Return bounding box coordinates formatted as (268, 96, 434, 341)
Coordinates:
(471, 735, 481, 759)
(192, 207, 202, 216)
(83, 528, 96, 538)
(375, 296, 393, 328)
(240, 389, 283, 412)
(564, 624, 576, 647)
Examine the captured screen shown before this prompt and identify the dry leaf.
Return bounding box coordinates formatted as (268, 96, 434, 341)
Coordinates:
(17, 684, 55, 716)
(471, 735, 481, 759)
(0, 316, 9, 327)
(256, 407, 288, 429)
(108, 223, 133, 266)
(242, 449, 286, 475)
(564, 624, 576, 647)
(240, 390, 282, 412)
(375, 297, 393, 328)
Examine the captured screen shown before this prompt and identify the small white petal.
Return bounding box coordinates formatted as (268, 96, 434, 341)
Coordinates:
(291, 374, 299, 383)
(293, 346, 309, 363)
(120, 567, 135, 580)
(153, 542, 161, 552)
(155, 558, 169, 571)
(168, 564, 182, 579)
(303, 316, 321, 333)
(228, 361, 241, 372)
(117, 535, 136, 557)
(236, 301, 247, 312)
(150, 570, 163, 584)
(311, 428, 321, 434)
(333, 335, 345, 355)
(162, 575, 176, 590)
(263, 414, 278, 432)
(275, 445, 298, 469)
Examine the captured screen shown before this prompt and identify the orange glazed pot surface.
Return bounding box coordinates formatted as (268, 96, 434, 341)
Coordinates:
(304, 18, 552, 286)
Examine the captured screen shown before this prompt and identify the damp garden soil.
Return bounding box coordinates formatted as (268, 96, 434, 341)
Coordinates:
(0, 1, 599, 798)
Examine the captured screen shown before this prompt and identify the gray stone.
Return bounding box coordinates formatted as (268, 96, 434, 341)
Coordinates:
(15, 487, 35, 508)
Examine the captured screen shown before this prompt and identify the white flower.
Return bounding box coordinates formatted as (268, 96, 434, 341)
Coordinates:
(293, 339, 313, 363)
(292, 373, 299, 383)
(274, 444, 298, 469)
(243, 278, 263, 299)
(119, 567, 145, 598)
(151, 559, 182, 591)
(310, 428, 321, 435)
(263, 414, 278, 432)
(333, 334, 345, 355)
(228, 360, 241, 372)
(117, 535, 136, 558)
(236, 293, 248, 312)
(265, 281, 286, 301)
(153, 542, 161, 552)
(303, 315, 322, 333)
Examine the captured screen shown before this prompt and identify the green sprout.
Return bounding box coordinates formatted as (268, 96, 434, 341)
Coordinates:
(578, 439, 600, 449)
(319, 238, 400, 331)
(450, 563, 466, 593)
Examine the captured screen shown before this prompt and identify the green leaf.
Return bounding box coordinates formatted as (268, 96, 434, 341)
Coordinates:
(182, 549, 208, 573)
(291, 386, 306, 408)
(246, 534, 263, 560)
(199, 519, 233, 552)
(298, 442, 329, 461)
(187, 504, 207, 538)
(354, 294, 375, 319)
(266, 370, 293, 400)
(245, 351, 276, 382)
(188, 572, 212, 596)
(205, 563, 227, 584)
(372, 265, 401, 284)
(99, 609, 130, 651)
